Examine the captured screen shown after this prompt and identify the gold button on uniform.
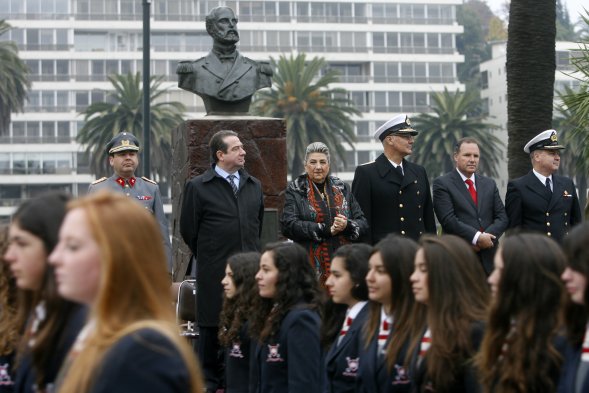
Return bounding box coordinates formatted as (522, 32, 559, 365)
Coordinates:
(399, 204, 403, 208)
(401, 230, 406, 235)
(546, 222, 551, 227)
(546, 212, 550, 216)
(547, 232, 552, 236)
(400, 217, 405, 222)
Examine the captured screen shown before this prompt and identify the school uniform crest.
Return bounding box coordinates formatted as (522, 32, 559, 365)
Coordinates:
(392, 364, 410, 385)
(342, 357, 359, 377)
(0, 363, 13, 385)
(266, 344, 284, 362)
(229, 342, 244, 358)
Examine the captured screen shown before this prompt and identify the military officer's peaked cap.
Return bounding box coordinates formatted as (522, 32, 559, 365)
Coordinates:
(523, 129, 565, 154)
(107, 132, 140, 154)
(374, 114, 418, 142)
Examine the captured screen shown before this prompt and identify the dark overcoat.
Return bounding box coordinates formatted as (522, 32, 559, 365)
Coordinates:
(180, 166, 264, 326)
(433, 170, 508, 274)
(352, 154, 436, 244)
(505, 171, 582, 243)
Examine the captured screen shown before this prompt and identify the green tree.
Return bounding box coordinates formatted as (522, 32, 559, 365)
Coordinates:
(554, 87, 588, 211)
(556, 0, 577, 41)
(506, 0, 557, 178)
(456, 1, 493, 85)
(410, 88, 503, 179)
(77, 72, 185, 182)
(251, 54, 360, 179)
(0, 20, 30, 135)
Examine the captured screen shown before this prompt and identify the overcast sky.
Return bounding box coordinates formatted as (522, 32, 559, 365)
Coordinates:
(484, 0, 587, 23)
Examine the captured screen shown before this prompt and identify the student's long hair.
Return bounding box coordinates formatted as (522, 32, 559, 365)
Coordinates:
(249, 242, 323, 342)
(58, 192, 203, 393)
(415, 235, 489, 392)
(218, 251, 261, 347)
(477, 233, 566, 393)
(11, 192, 77, 388)
(363, 234, 427, 371)
(320, 243, 371, 349)
(563, 222, 589, 347)
(0, 226, 27, 356)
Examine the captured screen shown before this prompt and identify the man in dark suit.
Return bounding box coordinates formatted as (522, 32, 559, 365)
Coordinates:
(177, 6, 272, 114)
(433, 138, 508, 274)
(180, 130, 264, 393)
(352, 114, 436, 244)
(505, 129, 582, 242)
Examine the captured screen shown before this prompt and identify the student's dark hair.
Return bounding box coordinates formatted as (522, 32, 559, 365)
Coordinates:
(218, 252, 261, 347)
(12, 192, 80, 389)
(477, 233, 566, 393)
(454, 137, 480, 154)
(249, 242, 323, 342)
(415, 235, 489, 392)
(320, 244, 371, 349)
(562, 222, 589, 347)
(209, 130, 238, 163)
(363, 234, 427, 371)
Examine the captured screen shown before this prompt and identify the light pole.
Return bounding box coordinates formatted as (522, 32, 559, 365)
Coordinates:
(142, 0, 151, 177)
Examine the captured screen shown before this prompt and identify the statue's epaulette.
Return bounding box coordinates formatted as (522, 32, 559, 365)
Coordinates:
(260, 62, 273, 76)
(141, 176, 157, 185)
(91, 177, 107, 185)
(360, 161, 375, 166)
(176, 60, 194, 74)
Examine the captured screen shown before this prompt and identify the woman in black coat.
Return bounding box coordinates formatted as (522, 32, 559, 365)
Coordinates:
(281, 142, 368, 285)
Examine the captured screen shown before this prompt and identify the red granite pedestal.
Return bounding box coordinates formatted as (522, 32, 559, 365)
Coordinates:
(171, 116, 287, 280)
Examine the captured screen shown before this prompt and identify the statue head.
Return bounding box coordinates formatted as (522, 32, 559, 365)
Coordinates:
(206, 7, 240, 45)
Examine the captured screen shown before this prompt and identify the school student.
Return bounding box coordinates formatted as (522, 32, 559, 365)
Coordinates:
(410, 235, 488, 393)
(250, 242, 323, 393)
(477, 233, 567, 393)
(357, 234, 427, 393)
(322, 244, 371, 393)
(219, 252, 261, 393)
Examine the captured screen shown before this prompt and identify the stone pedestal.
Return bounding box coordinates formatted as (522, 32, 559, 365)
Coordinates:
(171, 116, 287, 280)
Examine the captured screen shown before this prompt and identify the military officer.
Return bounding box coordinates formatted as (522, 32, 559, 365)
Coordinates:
(88, 132, 172, 270)
(352, 114, 436, 244)
(505, 129, 582, 242)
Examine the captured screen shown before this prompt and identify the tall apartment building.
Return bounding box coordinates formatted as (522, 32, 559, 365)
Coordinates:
(479, 40, 581, 197)
(0, 0, 464, 220)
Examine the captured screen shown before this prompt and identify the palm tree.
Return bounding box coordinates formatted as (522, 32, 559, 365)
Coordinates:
(251, 53, 360, 179)
(506, 0, 556, 179)
(554, 86, 588, 211)
(77, 72, 186, 182)
(0, 20, 30, 136)
(410, 88, 503, 179)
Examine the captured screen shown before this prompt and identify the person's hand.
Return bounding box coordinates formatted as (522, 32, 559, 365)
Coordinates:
(330, 214, 348, 235)
(477, 232, 496, 249)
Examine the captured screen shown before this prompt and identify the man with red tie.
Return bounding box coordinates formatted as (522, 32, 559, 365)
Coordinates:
(88, 131, 172, 271)
(433, 137, 508, 275)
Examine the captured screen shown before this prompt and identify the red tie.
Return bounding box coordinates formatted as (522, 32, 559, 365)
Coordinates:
(465, 179, 477, 206)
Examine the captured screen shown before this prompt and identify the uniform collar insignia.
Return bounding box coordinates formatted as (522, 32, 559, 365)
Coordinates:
(116, 177, 136, 188)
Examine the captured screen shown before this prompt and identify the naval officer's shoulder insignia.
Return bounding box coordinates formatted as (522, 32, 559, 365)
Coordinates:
(359, 161, 375, 166)
(91, 177, 107, 185)
(141, 176, 157, 185)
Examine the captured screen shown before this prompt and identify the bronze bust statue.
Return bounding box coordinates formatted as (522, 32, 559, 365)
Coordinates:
(177, 6, 273, 114)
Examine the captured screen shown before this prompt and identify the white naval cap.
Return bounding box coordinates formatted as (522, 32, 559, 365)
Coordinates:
(374, 114, 418, 142)
(523, 129, 565, 153)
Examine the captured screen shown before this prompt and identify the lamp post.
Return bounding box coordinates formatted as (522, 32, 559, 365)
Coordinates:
(142, 0, 151, 177)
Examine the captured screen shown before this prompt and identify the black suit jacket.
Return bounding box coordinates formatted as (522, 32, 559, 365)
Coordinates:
(505, 171, 582, 243)
(180, 166, 264, 326)
(352, 154, 436, 244)
(433, 170, 508, 274)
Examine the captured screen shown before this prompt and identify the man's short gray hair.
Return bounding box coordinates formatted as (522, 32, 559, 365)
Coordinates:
(304, 142, 330, 164)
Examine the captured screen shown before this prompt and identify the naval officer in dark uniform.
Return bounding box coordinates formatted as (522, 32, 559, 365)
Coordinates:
(352, 114, 436, 244)
(88, 132, 172, 270)
(505, 129, 582, 242)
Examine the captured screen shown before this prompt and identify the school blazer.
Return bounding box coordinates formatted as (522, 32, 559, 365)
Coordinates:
(324, 304, 368, 393)
(255, 306, 322, 393)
